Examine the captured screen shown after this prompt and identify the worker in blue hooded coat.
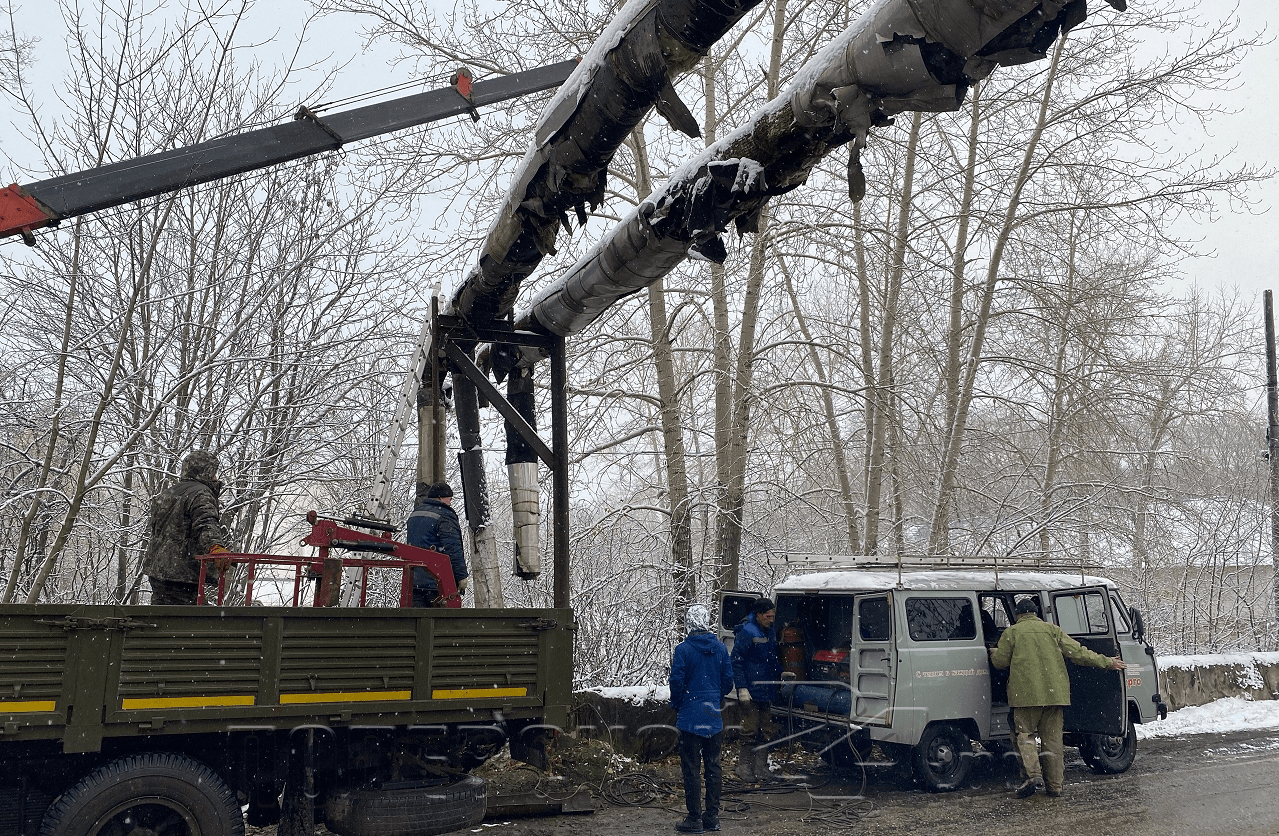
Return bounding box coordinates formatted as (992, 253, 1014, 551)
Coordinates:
(730, 597, 781, 781)
(668, 604, 734, 833)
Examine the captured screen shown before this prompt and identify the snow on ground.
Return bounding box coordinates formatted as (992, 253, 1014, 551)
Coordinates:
(1136, 696, 1279, 739)
(588, 684, 670, 705)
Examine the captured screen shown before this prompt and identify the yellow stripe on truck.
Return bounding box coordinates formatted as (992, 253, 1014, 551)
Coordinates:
(431, 687, 528, 700)
(0, 700, 57, 713)
(279, 690, 411, 705)
(122, 695, 255, 710)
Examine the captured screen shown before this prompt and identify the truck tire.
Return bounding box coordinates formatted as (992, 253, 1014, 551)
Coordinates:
(38, 752, 244, 836)
(1080, 719, 1137, 774)
(324, 774, 486, 836)
(912, 723, 971, 792)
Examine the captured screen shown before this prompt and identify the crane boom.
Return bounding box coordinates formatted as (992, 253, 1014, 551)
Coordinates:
(0, 59, 577, 244)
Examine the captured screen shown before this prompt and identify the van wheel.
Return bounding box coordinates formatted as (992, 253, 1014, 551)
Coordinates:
(324, 774, 485, 836)
(38, 753, 244, 836)
(913, 723, 971, 792)
(1081, 720, 1137, 774)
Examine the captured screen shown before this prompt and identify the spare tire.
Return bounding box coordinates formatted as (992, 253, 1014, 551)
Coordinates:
(325, 774, 486, 836)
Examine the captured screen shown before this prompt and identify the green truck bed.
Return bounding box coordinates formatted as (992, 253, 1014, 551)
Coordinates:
(0, 603, 573, 753)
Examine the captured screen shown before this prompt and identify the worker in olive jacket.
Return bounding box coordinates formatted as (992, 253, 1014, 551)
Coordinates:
(990, 598, 1127, 798)
(142, 450, 232, 605)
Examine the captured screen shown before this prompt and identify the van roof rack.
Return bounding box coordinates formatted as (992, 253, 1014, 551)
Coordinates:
(768, 554, 1110, 573)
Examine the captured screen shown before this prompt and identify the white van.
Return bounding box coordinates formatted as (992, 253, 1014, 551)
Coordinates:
(722, 564, 1167, 791)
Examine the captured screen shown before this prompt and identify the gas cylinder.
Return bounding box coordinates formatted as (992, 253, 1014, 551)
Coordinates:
(780, 624, 806, 678)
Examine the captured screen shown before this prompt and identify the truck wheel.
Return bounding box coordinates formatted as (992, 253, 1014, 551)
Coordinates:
(324, 774, 486, 836)
(912, 723, 972, 792)
(38, 752, 244, 836)
(1081, 719, 1137, 774)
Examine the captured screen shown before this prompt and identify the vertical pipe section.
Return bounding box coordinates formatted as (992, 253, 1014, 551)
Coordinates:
(506, 366, 542, 579)
(550, 337, 571, 608)
(454, 368, 504, 607)
(1265, 290, 1279, 651)
(419, 297, 448, 489)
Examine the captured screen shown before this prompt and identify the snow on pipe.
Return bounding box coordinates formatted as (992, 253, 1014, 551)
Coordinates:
(505, 367, 542, 578)
(520, 0, 1121, 341)
(447, 0, 766, 329)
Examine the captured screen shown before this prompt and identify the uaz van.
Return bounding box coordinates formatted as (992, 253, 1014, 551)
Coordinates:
(723, 564, 1167, 791)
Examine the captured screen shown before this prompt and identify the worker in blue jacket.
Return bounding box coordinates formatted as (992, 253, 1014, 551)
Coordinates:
(731, 597, 781, 782)
(669, 604, 734, 833)
(406, 481, 469, 605)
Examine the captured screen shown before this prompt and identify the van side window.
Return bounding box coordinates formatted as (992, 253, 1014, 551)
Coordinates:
(905, 597, 976, 641)
(858, 597, 891, 641)
(1054, 591, 1109, 635)
(1109, 593, 1131, 633)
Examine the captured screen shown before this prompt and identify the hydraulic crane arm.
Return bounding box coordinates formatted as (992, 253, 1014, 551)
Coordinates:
(0, 59, 577, 245)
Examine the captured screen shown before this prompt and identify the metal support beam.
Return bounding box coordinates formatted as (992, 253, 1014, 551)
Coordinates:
(443, 341, 554, 466)
(550, 337, 570, 609)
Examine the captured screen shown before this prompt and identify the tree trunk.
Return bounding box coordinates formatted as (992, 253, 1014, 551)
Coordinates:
(628, 129, 696, 607)
(929, 38, 1066, 554)
(865, 112, 922, 554)
(779, 255, 861, 552)
(714, 0, 786, 589)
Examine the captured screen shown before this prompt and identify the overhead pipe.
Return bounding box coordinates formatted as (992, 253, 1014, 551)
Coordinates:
(518, 0, 1122, 344)
(448, 0, 767, 328)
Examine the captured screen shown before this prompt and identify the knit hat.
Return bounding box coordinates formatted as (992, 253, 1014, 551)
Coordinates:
(752, 597, 776, 615)
(1015, 598, 1040, 615)
(426, 481, 453, 498)
(686, 604, 713, 634)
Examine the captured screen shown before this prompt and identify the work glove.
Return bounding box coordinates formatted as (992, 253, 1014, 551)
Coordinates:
(209, 544, 231, 573)
(458, 577, 470, 593)
(737, 688, 752, 703)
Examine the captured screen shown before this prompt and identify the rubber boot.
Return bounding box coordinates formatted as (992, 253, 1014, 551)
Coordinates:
(734, 743, 756, 782)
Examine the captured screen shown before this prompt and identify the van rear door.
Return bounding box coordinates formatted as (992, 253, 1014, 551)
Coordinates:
(1048, 586, 1125, 736)
(719, 591, 765, 653)
(850, 593, 895, 726)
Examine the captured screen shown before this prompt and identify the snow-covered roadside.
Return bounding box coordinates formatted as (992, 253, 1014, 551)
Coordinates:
(1136, 696, 1279, 739)
(586, 684, 670, 705)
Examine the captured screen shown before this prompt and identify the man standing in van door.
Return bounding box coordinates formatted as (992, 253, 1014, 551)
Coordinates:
(990, 598, 1127, 799)
(406, 481, 469, 606)
(731, 597, 782, 782)
(669, 604, 735, 833)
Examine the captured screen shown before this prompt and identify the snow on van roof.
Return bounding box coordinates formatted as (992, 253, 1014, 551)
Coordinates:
(774, 570, 1115, 593)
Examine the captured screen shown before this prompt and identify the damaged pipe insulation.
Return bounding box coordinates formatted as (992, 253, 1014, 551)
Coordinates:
(519, 0, 1119, 342)
(453, 368, 504, 607)
(505, 367, 542, 579)
(448, 0, 766, 328)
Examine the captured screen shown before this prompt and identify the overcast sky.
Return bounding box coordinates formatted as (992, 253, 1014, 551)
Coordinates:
(2, 0, 1274, 297)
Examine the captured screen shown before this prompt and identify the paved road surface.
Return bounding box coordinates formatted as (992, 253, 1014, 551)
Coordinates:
(477, 728, 1279, 836)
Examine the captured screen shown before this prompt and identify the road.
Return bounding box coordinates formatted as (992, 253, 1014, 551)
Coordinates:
(476, 728, 1279, 836)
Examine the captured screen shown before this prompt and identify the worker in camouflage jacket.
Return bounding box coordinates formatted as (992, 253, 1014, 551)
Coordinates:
(990, 598, 1127, 799)
(406, 481, 469, 606)
(142, 450, 232, 605)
